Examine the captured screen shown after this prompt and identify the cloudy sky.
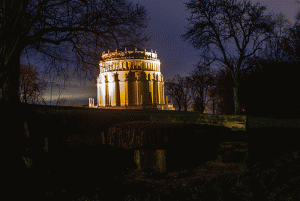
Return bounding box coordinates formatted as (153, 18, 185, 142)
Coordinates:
(39, 0, 300, 106)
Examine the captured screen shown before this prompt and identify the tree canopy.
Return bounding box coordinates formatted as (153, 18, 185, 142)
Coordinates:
(19, 64, 47, 104)
(183, 0, 276, 114)
(0, 0, 148, 104)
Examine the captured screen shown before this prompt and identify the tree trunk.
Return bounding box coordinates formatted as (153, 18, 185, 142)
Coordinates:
(178, 105, 181, 111)
(200, 99, 205, 114)
(183, 104, 188, 111)
(176, 100, 181, 111)
(233, 85, 241, 115)
(200, 89, 205, 113)
(1, 53, 21, 104)
(0, 49, 27, 182)
(213, 99, 215, 114)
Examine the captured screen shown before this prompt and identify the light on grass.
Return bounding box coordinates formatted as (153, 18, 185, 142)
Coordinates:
(125, 195, 139, 201)
(45, 191, 53, 197)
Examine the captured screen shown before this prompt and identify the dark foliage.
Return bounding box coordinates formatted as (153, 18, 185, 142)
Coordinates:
(240, 61, 300, 118)
(210, 68, 235, 115)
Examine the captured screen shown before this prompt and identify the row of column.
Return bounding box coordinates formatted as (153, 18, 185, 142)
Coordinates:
(97, 79, 165, 106)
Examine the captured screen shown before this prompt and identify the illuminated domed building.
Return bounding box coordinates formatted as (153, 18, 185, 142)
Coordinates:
(93, 47, 174, 110)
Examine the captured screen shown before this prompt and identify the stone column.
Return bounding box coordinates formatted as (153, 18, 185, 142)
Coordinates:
(149, 74, 153, 104)
(157, 75, 161, 104)
(115, 73, 120, 106)
(101, 82, 104, 106)
(89, 98, 94, 107)
(125, 74, 129, 106)
(97, 83, 100, 106)
(119, 74, 126, 106)
(136, 82, 139, 106)
(153, 74, 158, 104)
(162, 82, 164, 104)
(136, 72, 141, 106)
(136, 75, 139, 106)
(109, 79, 115, 106)
(105, 82, 109, 106)
(100, 80, 106, 106)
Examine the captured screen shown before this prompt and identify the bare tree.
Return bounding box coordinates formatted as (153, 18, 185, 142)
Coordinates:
(0, 0, 148, 184)
(19, 64, 47, 104)
(165, 74, 193, 111)
(209, 68, 235, 115)
(165, 80, 183, 111)
(283, 24, 300, 62)
(0, 0, 148, 104)
(256, 13, 293, 64)
(181, 76, 193, 111)
(183, 0, 276, 114)
(189, 64, 213, 113)
(56, 98, 68, 106)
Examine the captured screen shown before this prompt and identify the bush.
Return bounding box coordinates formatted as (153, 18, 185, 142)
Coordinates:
(239, 149, 300, 200)
(248, 127, 300, 168)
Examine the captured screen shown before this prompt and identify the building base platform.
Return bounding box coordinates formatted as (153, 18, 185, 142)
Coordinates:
(90, 104, 175, 110)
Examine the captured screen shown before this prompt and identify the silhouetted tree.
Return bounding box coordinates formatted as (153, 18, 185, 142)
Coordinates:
(209, 68, 235, 115)
(19, 64, 46, 104)
(239, 14, 300, 117)
(165, 74, 193, 111)
(284, 24, 300, 61)
(183, 0, 276, 114)
(0, 0, 148, 189)
(205, 69, 219, 114)
(181, 76, 193, 111)
(189, 64, 213, 113)
(1, 0, 148, 105)
(240, 60, 300, 117)
(56, 98, 68, 106)
(165, 81, 182, 111)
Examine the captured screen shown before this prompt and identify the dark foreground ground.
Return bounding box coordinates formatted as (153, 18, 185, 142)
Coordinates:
(3, 142, 251, 201)
(4, 137, 300, 201)
(1, 104, 300, 200)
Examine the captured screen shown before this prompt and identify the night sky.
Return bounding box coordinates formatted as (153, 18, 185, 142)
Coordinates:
(38, 0, 300, 106)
